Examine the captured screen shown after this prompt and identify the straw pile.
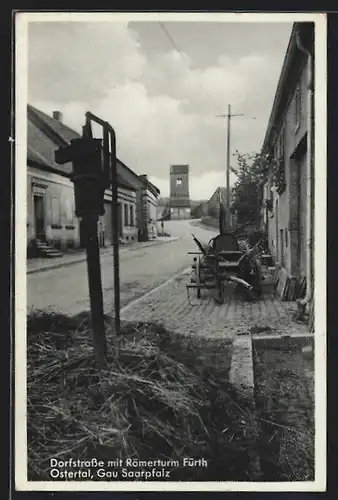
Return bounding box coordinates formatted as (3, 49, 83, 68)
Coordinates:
(27, 310, 257, 481)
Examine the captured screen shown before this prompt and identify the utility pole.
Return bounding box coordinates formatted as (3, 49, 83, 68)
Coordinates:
(216, 105, 244, 231)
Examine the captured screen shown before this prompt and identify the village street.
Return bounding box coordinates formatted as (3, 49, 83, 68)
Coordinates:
(27, 219, 217, 316)
(27, 218, 306, 340)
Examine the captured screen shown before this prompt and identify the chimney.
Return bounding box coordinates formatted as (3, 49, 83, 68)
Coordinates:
(52, 111, 63, 123)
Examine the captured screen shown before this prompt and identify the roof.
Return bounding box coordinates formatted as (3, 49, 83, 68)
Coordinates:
(27, 105, 136, 191)
(117, 159, 143, 190)
(116, 174, 136, 191)
(261, 22, 314, 151)
(27, 144, 56, 169)
(208, 187, 235, 209)
(28, 104, 80, 145)
(190, 199, 208, 210)
(139, 175, 160, 197)
(170, 164, 189, 175)
(190, 201, 208, 216)
(210, 186, 227, 201)
(27, 113, 73, 175)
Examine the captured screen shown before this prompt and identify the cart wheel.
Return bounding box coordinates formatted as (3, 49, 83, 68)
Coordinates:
(247, 285, 261, 301)
(248, 265, 262, 301)
(196, 257, 201, 299)
(246, 288, 256, 301)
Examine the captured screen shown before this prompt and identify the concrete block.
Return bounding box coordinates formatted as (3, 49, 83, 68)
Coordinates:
(229, 336, 254, 398)
(302, 345, 314, 360)
(229, 335, 262, 480)
(252, 332, 314, 350)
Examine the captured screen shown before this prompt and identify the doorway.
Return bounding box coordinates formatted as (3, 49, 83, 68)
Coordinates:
(280, 228, 284, 267)
(34, 195, 45, 240)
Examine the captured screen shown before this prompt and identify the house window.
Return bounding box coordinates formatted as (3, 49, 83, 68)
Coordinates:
(274, 130, 285, 159)
(295, 84, 301, 129)
(274, 129, 286, 195)
(124, 203, 129, 226)
(64, 197, 74, 224)
(129, 205, 134, 227)
(51, 197, 61, 225)
(176, 178, 182, 186)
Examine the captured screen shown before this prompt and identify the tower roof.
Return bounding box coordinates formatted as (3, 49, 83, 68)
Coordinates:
(170, 164, 189, 175)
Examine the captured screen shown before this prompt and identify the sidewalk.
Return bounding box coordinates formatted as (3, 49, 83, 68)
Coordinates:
(27, 236, 180, 274)
(120, 267, 310, 340)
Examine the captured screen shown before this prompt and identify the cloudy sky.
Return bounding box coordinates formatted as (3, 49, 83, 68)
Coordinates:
(27, 17, 293, 200)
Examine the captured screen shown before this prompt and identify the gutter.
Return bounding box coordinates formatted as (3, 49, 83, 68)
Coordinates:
(295, 27, 314, 311)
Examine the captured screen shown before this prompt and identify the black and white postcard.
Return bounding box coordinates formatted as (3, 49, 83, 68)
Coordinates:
(14, 11, 327, 492)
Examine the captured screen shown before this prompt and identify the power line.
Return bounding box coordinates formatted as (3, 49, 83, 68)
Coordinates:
(157, 21, 223, 116)
(158, 22, 259, 127)
(158, 22, 182, 54)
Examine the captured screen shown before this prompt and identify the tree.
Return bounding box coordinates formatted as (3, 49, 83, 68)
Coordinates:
(230, 150, 284, 227)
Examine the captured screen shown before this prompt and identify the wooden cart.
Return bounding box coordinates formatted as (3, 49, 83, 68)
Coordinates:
(187, 232, 262, 304)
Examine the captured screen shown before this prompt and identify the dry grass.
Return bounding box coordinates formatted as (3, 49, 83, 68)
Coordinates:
(27, 309, 258, 481)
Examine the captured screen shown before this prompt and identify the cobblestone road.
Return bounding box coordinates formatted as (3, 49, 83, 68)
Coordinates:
(121, 268, 309, 340)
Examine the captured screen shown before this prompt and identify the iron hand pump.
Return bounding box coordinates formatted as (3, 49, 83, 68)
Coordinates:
(84, 112, 121, 335)
(55, 112, 121, 367)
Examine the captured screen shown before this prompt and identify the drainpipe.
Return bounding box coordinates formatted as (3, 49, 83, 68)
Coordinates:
(295, 28, 314, 310)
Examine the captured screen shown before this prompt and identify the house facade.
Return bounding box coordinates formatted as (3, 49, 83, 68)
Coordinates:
(190, 201, 209, 219)
(189, 187, 237, 228)
(261, 22, 314, 297)
(138, 175, 161, 240)
(27, 105, 139, 254)
(207, 187, 227, 220)
(207, 187, 237, 229)
(115, 162, 161, 241)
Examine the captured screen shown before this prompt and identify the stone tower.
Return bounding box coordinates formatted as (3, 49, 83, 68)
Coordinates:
(169, 164, 191, 220)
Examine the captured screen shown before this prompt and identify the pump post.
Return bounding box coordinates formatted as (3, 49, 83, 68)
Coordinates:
(55, 135, 107, 368)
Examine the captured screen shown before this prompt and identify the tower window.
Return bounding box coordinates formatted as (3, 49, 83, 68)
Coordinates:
(176, 178, 182, 186)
